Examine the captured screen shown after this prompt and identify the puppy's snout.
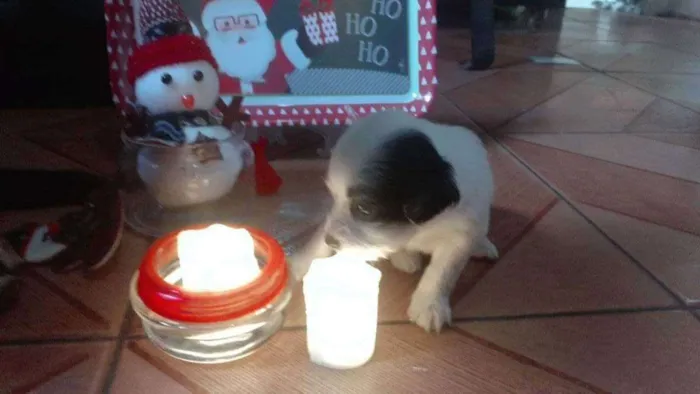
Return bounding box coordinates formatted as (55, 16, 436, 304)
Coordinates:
(324, 234, 341, 249)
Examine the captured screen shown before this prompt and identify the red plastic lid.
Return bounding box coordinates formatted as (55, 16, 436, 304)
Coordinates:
(136, 224, 288, 324)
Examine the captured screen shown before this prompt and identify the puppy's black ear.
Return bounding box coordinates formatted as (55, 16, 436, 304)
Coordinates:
(403, 177, 460, 223)
(367, 130, 460, 224)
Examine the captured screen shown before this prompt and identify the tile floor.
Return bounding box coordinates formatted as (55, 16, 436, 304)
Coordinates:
(2, 7, 700, 393)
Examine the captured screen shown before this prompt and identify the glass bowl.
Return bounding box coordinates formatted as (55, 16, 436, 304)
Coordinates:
(130, 224, 292, 364)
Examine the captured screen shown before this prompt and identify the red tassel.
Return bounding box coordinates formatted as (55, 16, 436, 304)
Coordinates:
(251, 137, 282, 196)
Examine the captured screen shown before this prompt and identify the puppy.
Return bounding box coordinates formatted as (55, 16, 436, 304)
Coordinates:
(290, 111, 498, 332)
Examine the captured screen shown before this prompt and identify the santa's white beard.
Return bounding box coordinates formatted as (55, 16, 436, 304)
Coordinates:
(206, 28, 277, 83)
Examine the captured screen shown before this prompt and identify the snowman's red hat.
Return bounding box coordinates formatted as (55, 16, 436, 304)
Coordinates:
(128, 35, 219, 86)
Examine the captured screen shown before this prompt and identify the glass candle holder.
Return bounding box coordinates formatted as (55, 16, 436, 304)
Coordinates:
(303, 252, 382, 369)
(130, 224, 292, 364)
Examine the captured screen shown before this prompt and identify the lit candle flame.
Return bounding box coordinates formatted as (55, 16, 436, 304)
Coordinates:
(303, 249, 382, 369)
(177, 224, 261, 292)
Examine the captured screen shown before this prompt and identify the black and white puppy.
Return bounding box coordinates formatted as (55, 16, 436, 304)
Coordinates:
(290, 110, 498, 332)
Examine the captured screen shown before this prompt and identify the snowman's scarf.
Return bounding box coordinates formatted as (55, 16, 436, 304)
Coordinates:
(146, 110, 220, 144)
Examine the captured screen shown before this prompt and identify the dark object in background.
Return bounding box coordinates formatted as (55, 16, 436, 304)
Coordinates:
(0, 1, 113, 108)
(437, 0, 567, 28)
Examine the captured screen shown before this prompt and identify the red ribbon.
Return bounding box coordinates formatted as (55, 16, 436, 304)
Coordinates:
(319, 0, 334, 12)
(299, 0, 314, 14)
(299, 0, 334, 14)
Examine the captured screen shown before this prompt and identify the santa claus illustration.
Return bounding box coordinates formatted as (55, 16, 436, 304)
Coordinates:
(201, 0, 316, 95)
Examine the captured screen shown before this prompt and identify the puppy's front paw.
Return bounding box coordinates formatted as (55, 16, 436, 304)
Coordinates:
(474, 238, 499, 261)
(408, 291, 452, 333)
(390, 250, 423, 274)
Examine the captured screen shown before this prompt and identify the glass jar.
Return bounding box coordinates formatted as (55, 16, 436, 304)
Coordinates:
(130, 224, 292, 364)
(303, 253, 382, 369)
(120, 130, 253, 237)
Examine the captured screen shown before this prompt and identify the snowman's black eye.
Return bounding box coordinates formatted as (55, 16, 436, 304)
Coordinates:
(161, 73, 173, 85)
(193, 70, 204, 82)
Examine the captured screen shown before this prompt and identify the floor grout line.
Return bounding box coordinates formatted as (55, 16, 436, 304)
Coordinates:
(602, 70, 700, 76)
(445, 71, 598, 133)
(2, 305, 697, 348)
(551, 48, 700, 118)
(485, 134, 693, 310)
(441, 53, 694, 306)
(100, 307, 133, 394)
(451, 325, 612, 394)
(439, 65, 593, 98)
(449, 198, 559, 305)
(497, 136, 700, 188)
(452, 305, 684, 324)
(491, 130, 700, 135)
(634, 134, 700, 152)
(0, 336, 117, 347)
(603, 71, 700, 116)
(4, 129, 96, 174)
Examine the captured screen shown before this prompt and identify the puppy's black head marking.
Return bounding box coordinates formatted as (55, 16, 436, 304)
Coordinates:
(348, 130, 460, 225)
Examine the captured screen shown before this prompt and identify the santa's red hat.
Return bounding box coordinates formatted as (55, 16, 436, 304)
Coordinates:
(128, 35, 218, 85)
(202, 0, 273, 25)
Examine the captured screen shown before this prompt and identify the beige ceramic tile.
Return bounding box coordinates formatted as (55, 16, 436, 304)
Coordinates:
(557, 18, 620, 41)
(441, 37, 587, 72)
(624, 98, 700, 133)
(611, 73, 700, 112)
(436, 58, 497, 93)
(0, 132, 84, 170)
(0, 207, 146, 339)
(564, 8, 605, 22)
(425, 93, 481, 129)
(34, 231, 148, 336)
(113, 326, 600, 393)
(0, 342, 113, 393)
(453, 202, 676, 318)
(0, 273, 114, 340)
(559, 40, 631, 69)
(602, 20, 681, 43)
(636, 133, 700, 150)
(497, 74, 656, 133)
(581, 204, 700, 304)
(460, 311, 700, 394)
(604, 43, 700, 73)
(111, 348, 193, 394)
(485, 140, 558, 253)
(0, 109, 92, 135)
(20, 110, 124, 175)
(446, 70, 589, 130)
(504, 138, 700, 237)
(507, 133, 700, 183)
(496, 31, 583, 52)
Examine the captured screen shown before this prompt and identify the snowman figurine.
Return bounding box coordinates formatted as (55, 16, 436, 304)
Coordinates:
(127, 34, 253, 208)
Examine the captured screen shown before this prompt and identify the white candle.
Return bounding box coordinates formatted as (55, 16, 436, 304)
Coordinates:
(177, 224, 261, 292)
(303, 250, 382, 369)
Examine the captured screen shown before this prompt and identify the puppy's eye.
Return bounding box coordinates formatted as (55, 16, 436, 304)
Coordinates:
(193, 70, 204, 82)
(351, 201, 377, 220)
(161, 73, 173, 85)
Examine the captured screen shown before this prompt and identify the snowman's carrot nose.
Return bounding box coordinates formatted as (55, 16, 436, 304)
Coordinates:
(181, 94, 195, 109)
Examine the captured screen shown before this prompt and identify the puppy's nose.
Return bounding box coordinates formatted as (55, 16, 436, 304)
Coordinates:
(324, 234, 341, 249)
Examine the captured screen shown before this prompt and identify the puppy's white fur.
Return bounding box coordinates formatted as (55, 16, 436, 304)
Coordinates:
(290, 111, 498, 332)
